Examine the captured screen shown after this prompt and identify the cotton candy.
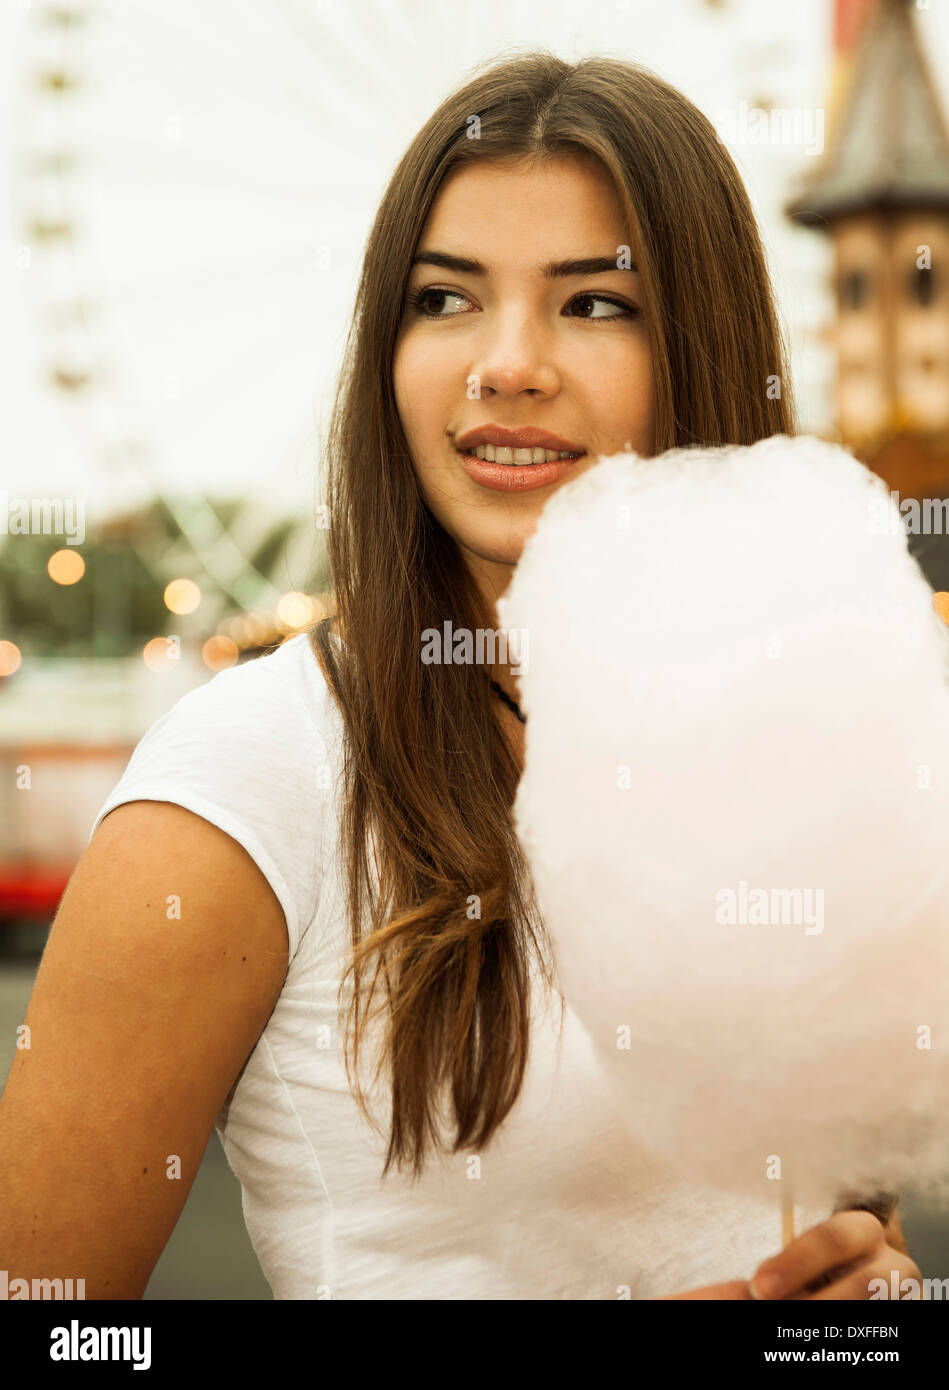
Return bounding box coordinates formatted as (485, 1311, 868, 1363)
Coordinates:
(497, 434, 949, 1212)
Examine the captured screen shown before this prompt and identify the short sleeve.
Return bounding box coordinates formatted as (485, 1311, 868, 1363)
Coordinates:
(87, 645, 334, 961)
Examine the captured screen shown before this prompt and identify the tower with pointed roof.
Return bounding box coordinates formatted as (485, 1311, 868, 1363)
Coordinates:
(786, 0, 949, 498)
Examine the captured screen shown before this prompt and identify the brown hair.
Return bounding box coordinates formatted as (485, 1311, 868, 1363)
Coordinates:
(308, 48, 796, 1179)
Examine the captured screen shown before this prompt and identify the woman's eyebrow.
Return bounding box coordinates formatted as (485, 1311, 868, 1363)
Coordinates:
(410, 250, 637, 277)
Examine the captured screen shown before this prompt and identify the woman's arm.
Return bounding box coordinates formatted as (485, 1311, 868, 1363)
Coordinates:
(0, 800, 290, 1299)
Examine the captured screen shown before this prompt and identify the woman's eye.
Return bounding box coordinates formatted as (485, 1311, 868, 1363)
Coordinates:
(565, 294, 637, 321)
(408, 287, 472, 317)
(406, 288, 638, 320)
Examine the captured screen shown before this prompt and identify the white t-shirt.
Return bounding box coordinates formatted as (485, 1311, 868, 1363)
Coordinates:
(88, 631, 830, 1299)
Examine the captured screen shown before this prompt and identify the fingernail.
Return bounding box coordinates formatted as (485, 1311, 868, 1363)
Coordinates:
(750, 1273, 783, 1300)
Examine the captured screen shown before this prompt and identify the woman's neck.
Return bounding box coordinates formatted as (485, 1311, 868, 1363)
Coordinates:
(328, 598, 524, 764)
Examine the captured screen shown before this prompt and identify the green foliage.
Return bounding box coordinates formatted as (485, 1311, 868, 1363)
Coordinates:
(0, 496, 318, 658)
(0, 531, 169, 658)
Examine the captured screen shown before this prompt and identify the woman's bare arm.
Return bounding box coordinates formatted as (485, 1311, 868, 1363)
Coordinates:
(0, 800, 290, 1299)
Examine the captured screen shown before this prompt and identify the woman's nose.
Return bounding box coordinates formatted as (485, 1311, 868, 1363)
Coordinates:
(469, 313, 560, 398)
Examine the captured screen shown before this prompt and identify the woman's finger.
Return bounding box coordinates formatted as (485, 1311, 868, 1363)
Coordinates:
(790, 1255, 922, 1301)
(660, 1280, 753, 1300)
(750, 1210, 885, 1299)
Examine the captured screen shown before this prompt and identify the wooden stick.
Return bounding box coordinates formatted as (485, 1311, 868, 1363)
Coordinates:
(782, 1179, 795, 1248)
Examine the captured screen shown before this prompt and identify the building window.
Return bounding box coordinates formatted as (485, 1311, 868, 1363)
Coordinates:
(908, 266, 937, 307)
(839, 268, 870, 310)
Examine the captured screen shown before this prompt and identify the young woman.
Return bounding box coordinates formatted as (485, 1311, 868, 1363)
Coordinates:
(0, 51, 917, 1301)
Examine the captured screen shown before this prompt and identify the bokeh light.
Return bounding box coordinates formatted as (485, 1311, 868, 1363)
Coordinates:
(163, 578, 201, 614)
(202, 635, 239, 670)
(276, 591, 316, 632)
(142, 636, 179, 672)
(0, 640, 22, 676)
(47, 549, 85, 585)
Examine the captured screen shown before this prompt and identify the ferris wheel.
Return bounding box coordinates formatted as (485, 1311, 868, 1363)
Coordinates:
(8, 0, 432, 628)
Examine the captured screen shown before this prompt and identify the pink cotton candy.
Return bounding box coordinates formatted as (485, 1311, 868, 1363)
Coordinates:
(497, 434, 949, 1211)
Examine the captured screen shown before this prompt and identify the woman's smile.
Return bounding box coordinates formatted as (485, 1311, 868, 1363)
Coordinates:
(454, 443, 587, 492)
(393, 152, 656, 601)
(452, 422, 589, 492)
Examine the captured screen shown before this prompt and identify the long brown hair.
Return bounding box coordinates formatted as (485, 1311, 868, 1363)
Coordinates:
(308, 48, 796, 1179)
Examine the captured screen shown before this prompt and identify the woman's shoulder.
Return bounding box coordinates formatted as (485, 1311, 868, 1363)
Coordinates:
(223, 628, 340, 739)
(180, 628, 330, 723)
(123, 630, 337, 770)
(87, 631, 341, 959)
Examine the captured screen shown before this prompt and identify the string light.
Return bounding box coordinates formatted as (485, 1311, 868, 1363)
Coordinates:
(202, 635, 239, 670)
(163, 578, 201, 614)
(0, 641, 22, 677)
(47, 549, 85, 584)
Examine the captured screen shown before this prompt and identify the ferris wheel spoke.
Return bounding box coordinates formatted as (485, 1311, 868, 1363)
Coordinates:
(270, 0, 409, 117)
(115, 0, 350, 130)
(158, 494, 284, 610)
(77, 145, 362, 204)
(116, 302, 335, 435)
(78, 242, 336, 301)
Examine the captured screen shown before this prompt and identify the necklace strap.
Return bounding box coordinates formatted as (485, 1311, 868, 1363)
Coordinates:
(488, 678, 527, 724)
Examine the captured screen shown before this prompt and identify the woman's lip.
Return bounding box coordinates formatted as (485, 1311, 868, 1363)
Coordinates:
(455, 428, 584, 452)
(456, 447, 586, 492)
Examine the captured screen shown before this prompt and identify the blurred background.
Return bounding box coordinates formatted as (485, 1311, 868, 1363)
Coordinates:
(2, 0, 948, 1297)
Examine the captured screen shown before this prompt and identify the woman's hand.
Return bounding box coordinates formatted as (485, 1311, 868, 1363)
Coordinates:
(659, 1280, 753, 1300)
(657, 1209, 919, 1300)
(749, 1209, 921, 1300)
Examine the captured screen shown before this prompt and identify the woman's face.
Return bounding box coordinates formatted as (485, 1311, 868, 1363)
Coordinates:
(393, 154, 655, 607)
